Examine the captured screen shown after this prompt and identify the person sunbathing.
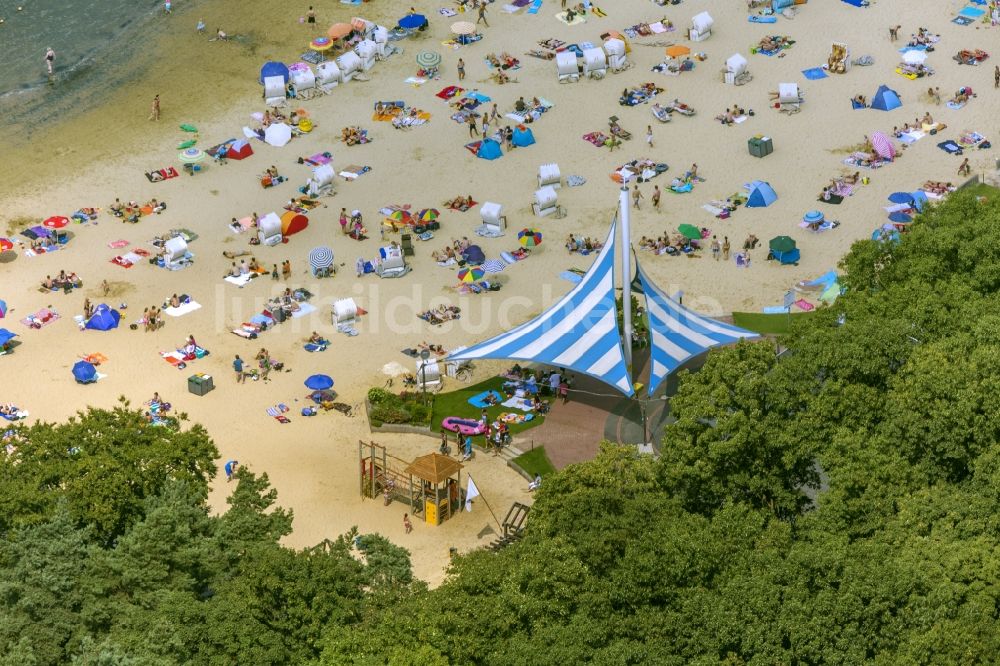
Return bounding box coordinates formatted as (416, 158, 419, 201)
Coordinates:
(843, 171, 861, 185)
(169, 294, 181, 308)
(852, 94, 867, 107)
(307, 331, 324, 344)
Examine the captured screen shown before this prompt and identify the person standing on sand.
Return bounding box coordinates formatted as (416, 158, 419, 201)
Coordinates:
(995, 65, 999, 89)
(651, 185, 661, 211)
(646, 125, 654, 148)
(306, 6, 316, 26)
(45, 47, 55, 76)
(711, 236, 721, 260)
(457, 57, 465, 81)
(632, 185, 643, 209)
(477, 2, 489, 27)
(149, 94, 160, 121)
(403, 513, 412, 534)
(233, 355, 244, 383)
(723, 236, 731, 261)
(467, 114, 479, 137)
(225, 459, 239, 482)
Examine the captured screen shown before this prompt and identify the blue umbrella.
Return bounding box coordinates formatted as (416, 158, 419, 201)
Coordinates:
(0, 300, 6, 318)
(399, 13, 426, 29)
(72, 360, 97, 383)
(888, 191, 914, 204)
(304, 374, 334, 390)
(888, 212, 912, 223)
(803, 210, 824, 224)
(0, 328, 16, 346)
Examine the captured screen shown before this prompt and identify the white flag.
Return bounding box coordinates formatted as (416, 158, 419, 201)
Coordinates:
(465, 476, 480, 512)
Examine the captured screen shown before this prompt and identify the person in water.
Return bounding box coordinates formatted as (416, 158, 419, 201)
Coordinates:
(45, 47, 55, 75)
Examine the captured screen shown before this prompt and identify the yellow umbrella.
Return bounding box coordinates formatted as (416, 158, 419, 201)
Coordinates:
(665, 44, 691, 58)
(451, 21, 476, 35)
(310, 36, 334, 52)
(328, 22, 353, 39)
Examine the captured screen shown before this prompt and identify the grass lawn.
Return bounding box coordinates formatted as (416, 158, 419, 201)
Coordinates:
(512, 447, 556, 477)
(732, 311, 814, 335)
(430, 377, 548, 436)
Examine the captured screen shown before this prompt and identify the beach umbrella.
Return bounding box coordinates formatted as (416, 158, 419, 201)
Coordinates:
(264, 123, 293, 147)
(328, 22, 354, 39)
(0, 328, 15, 346)
(888, 191, 914, 204)
(280, 211, 309, 235)
(769, 236, 797, 253)
(457, 266, 486, 283)
(0, 238, 14, 253)
(902, 50, 927, 65)
(304, 374, 334, 390)
(870, 131, 896, 160)
(180, 123, 198, 132)
(72, 360, 97, 384)
(677, 224, 701, 240)
(0, 300, 6, 318)
(451, 21, 476, 35)
(309, 246, 334, 270)
(665, 44, 690, 58)
(481, 258, 507, 274)
(178, 148, 205, 163)
(803, 210, 824, 224)
(43, 216, 69, 229)
(259, 61, 290, 84)
(416, 51, 441, 69)
(888, 212, 913, 223)
(386, 210, 413, 225)
(310, 36, 334, 52)
(416, 208, 439, 223)
(518, 229, 543, 247)
(399, 13, 427, 30)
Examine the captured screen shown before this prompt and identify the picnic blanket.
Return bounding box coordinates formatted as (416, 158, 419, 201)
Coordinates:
(802, 67, 828, 80)
(21, 308, 59, 329)
(339, 165, 371, 180)
(111, 251, 145, 268)
(468, 390, 503, 408)
(556, 10, 585, 25)
(583, 131, 610, 147)
(164, 301, 202, 317)
(224, 273, 254, 288)
(299, 151, 332, 166)
(145, 167, 179, 182)
(107, 239, 130, 249)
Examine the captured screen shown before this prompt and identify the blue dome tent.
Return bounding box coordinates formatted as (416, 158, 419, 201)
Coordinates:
(746, 180, 778, 208)
(476, 139, 503, 160)
(871, 84, 902, 111)
(85, 304, 120, 331)
(511, 126, 536, 147)
(259, 61, 290, 84)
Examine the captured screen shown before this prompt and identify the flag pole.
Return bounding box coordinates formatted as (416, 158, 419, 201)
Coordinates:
(619, 185, 633, 370)
(467, 473, 504, 531)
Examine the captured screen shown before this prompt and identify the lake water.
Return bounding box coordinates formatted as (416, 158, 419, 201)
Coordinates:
(0, 0, 163, 127)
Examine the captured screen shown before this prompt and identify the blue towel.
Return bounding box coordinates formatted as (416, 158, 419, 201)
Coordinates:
(560, 271, 583, 284)
(959, 6, 985, 18)
(527, 0, 542, 14)
(801, 67, 827, 80)
(468, 390, 503, 408)
(763, 305, 790, 314)
(748, 15, 777, 23)
(841, 0, 867, 6)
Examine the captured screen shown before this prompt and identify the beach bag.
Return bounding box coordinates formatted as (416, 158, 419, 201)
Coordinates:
(302, 407, 317, 416)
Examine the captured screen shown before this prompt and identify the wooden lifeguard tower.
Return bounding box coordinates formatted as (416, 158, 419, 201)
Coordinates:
(358, 441, 464, 526)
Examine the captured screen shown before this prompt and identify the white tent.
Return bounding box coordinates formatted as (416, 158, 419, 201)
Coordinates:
(337, 51, 362, 81)
(263, 75, 287, 107)
(316, 61, 342, 90)
(582, 47, 607, 78)
(556, 51, 579, 82)
(264, 123, 292, 147)
(164, 236, 188, 264)
(258, 212, 282, 246)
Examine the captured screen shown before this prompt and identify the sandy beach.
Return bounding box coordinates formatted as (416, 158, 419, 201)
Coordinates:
(2, 0, 998, 584)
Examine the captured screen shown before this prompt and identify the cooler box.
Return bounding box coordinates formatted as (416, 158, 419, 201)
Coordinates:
(188, 373, 214, 396)
(748, 136, 773, 158)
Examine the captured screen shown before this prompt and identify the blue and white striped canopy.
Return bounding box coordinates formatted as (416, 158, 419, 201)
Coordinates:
(448, 221, 633, 396)
(638, 263, 759, 396)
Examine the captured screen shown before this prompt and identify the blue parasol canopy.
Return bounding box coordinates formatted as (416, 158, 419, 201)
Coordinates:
(0, 328, 16, 346)
(888, 191, 915, 204)
(399, 14, 427, 29)
(304, 374, 334, 390)
(888, 212, 913, 223)
(72, 360, 97, 383)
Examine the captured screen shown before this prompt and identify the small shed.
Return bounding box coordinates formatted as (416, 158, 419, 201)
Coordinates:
(405, 453, 463, 525)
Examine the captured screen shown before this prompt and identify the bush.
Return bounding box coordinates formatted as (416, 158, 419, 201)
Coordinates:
(367, 387, 394, 405)
(370, 405, 412, 425)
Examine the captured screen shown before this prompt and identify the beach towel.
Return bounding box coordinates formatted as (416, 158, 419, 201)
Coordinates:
(794, 299, 815, 311)
(107, 239, 130, 249)
(468, 390, 503, 408)
(21, 308, 59, 329)
(959, 6, 986, 18)
(763, 305, 790, 314)
(160, 351, 188, 369)
(527, 0, 542, 14)
(145, 167, 179, 183)
(560, 270, 583, 284)
(502, 4, 522, 13)
(946, 101, 966, 110)
(339, 165, 371, 180)
(819, 194, 844, 205)
(164, 301, 201, 317)
(841, 0, 868, 6)
(267, 404, 291, 423)
(448, 199, 477, 211)
(439, 7, 457, 16)
(290, 302, 317, 319)
(300, 151, 332, 166)
(224, 274, 254, 288)
(952, 15, 974, 25)
(802, 67, 828, 80)
(81, 352, 108, 365)
(749, 15, 777, 23)
(556, 10, 585, 25)
(582, 131, 609, 147)
(304, 342, 327, 352)
(937, 140, 963, 154)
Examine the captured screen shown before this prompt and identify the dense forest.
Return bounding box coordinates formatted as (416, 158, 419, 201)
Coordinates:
(3, 190, 1000, 664)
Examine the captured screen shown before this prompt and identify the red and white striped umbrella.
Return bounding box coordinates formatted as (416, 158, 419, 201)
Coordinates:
(870, 131, 895, 160)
